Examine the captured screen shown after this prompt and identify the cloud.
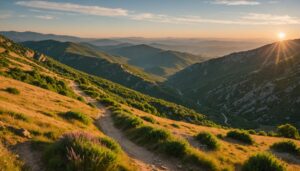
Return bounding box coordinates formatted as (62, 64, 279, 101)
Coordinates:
(242, 13, 300, 25)
(212, 0, 260, 5)
(15, 1, 299, 25)
(35, 15, 54, 20)
(16, 1, 128, 17)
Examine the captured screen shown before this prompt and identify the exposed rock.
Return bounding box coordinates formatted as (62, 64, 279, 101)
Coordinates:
(25, 50, 35, 58)
(17, 128, 32, 138)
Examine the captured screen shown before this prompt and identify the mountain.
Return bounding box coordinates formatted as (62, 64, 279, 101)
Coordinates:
(166, 40, 300, 129)
(0, 31, 124, 46)
(101, 44, 207, 77)
(21, 40, 186, 104)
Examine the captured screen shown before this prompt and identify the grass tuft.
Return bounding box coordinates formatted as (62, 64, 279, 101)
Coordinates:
(226, 130, 254, 145)
(242, 153, 286, 171)
(62, 111, 92, 125)
(4, 87, 20, 95)
(270, 140, 300, 157)
(195, 132, 220, 150)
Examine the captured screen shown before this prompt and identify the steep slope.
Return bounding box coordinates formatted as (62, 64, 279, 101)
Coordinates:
(102, 44, 207, 77)
(167, 40, 300, 129)
(22, 40, 187, 103)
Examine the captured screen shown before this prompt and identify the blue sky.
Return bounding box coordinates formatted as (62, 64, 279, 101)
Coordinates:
(0, 0, 300, 39)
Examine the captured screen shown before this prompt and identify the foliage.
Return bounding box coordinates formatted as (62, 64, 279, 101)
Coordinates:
(43, 132, 126, 171)
(242, 153, 285, 171)
(226, 130, 254, 144)
(271, 140, 300, 156)
(62, 111, 92, 125)
(0, 110, 30, 122)
(140, 116, 156, 123)
(4, 87, 20, 95)
(277, 124, 299, 139)
(0, 143, 25, 171)
(195, 132, 220, 150)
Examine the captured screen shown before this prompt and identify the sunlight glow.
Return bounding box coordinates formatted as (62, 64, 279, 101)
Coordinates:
(278, 32, 286, 41)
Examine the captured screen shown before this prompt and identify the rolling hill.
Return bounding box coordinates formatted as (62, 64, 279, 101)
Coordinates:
(166, 39, 300, 129)
(21, 40, 190, 104)
(101, 44, 207, 77)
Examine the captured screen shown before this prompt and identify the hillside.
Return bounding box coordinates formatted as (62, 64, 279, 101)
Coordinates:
(166, 40, 300, 129)
(103, 44, 207, 77)
(21, 40, 189, 104)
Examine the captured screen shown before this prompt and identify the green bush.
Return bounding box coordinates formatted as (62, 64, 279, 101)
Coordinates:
(277, 124, 299, 139)
(248, 129, 257, 135)
(242, 153, 285, 171)
(131, 126, 171, 144)
(195, 132, 220, 150)
(258, 131, 267, 136)
(44, 132, 121, 171)
(5, 87, 20, 95)
(99, 98, 120, 107)
(140, 116, 156, 123)
(111, 110, 143, 130)
(161, 139, 188, 158)
(226, 130, 254, 144)
(62, 111, 92, 125)
(271, 140, 300, 156)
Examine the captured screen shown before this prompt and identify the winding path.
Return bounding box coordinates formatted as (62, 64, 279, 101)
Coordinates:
(70, 82, 179, 171)
(221, 113, 229, 125)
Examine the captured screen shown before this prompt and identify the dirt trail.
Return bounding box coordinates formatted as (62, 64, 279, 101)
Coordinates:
(70, 82, 179, 171)
(15, 142, 44, 171)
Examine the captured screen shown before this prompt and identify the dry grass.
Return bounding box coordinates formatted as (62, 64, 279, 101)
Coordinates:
(123, 105, 300, 170)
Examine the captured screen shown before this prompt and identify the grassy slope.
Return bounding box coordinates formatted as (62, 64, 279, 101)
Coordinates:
(123, 105, 300, 170)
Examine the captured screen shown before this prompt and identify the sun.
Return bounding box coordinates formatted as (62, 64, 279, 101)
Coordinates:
(277, 32, 286, 41)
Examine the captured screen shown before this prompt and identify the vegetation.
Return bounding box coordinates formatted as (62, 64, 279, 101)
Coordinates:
(140, 115, 156, 123)
(270, 140, 300, 157)
(0, 143, 25, 171)
(3, 67, 77, 98)
(0, 110, 30, 122)
(242, 153, 286, 171)
(277, 124, 299, 139)
(111, 107, 218, 171)
(61, 111, 92, 125)
(44, 132, 128, 171)
(195, 132, 220, 150)
(4, 87, 20, 95)
(226, 130, 254, 145)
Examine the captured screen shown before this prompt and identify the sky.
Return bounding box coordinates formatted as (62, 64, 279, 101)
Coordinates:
(0, 0, 300, 40)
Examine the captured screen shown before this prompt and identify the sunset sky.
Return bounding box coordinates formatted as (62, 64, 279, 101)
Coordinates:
(1, 0, 300, 40)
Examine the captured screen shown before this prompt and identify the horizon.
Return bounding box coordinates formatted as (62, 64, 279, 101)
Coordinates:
(1, 0, 300, 41)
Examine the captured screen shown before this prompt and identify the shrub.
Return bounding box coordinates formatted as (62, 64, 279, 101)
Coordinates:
(131, 126, 171, 144)
(161, 139, 188, 158)
(0, 110, 30, 122)
(248, 129, 257, 135)
(140, 116, 156, 123)
(195, 132, 220, 150)
(170, 123, 180, 128)
(258, 131, 267, 136)
(99, 98, 120, 107)
(62, 111, 92, 125)
(226, 130, 254, 144)
(277, 124, 299, 139)
(5, 87, 20, 95)
(77, 96, 85, 102)
(242, 153, 285, 171)
(44, 132, 120, 171)
(271, 140, 300, 156)
(111, 110, 143, 130)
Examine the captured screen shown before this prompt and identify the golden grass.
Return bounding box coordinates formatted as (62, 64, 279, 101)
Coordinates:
(124, 105, 300, 170)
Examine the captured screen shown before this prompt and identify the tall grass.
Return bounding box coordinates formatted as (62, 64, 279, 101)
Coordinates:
(195, 132, 220, 150)
(271, 140, 300, 157)
(226, 130, 254, 145)
(4, 87, 20, 95)
(43, 132, 128, 171)
(61, 111, 92, 125)
(242, 153, 285, 171)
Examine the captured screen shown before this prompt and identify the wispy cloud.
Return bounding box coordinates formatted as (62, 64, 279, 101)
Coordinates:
(0, 13, 12, 19)
(15, 1, 299, 25)
(212, 0, 260, 5)
(16, 1, 128, 17)
(35, 15, 54, 20)
(242, 13, 300, 25)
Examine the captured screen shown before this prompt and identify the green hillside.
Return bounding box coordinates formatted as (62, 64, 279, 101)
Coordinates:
(166, 40, 300, 129)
